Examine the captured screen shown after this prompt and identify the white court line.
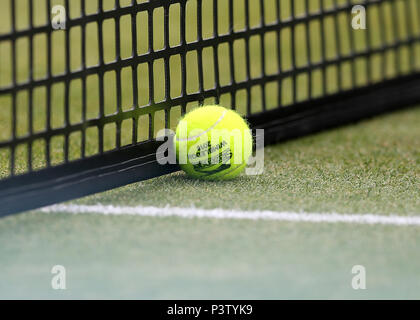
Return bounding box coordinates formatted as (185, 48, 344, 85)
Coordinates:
(40, 204, 420, 227)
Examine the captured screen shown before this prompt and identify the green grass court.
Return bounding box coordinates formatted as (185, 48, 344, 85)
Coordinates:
(0, 106, 419, 299)
(0, 0, 419, 299)
(2, 0, 419, 176)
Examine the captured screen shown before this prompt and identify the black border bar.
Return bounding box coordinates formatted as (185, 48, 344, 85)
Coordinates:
(0, 300, 415, 317)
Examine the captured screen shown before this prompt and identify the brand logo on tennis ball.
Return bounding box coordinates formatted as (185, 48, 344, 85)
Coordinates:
(183, 129, 245, 166)
(190, 141, 230, 160)
(191, 141, 233, 175)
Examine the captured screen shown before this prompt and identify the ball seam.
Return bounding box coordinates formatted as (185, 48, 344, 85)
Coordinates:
(175, 110, 227, 142)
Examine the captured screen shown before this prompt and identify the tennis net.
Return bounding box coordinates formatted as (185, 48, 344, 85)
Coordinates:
(1, 0, 420, 216)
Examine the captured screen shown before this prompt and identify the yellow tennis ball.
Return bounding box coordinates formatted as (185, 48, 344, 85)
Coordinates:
(174, 105, 253, 180)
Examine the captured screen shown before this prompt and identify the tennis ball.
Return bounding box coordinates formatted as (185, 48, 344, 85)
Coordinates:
(174, 105, 253, 180)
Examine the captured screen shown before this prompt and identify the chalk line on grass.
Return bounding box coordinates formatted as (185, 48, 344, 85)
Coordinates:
(39, 204, 420, 226)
